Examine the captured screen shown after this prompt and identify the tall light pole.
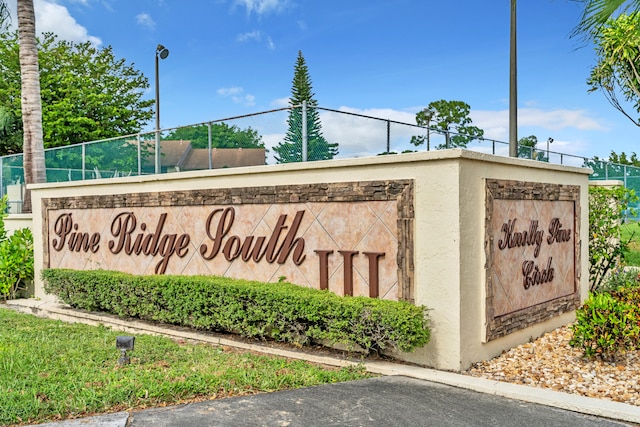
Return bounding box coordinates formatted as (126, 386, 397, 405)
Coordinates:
(547, 137, 553, 162)
(155, 44, 169, 174)
(509, 0, 518, 157)
(424, 108, 433, 151)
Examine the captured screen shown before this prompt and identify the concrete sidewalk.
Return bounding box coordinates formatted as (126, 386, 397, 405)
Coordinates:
(8, 300, 640, 426)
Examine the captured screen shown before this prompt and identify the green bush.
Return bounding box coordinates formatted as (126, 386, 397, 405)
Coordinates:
(588, 185, 637, 292)
(0, 196, 34, 300)
(597, 266, 640, 293)
(570, 290, 640, 360)
(571, 184, 640, 359)
(42, 269, 430, 355)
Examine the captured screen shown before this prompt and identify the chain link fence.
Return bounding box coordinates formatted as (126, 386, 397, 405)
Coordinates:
(587, 158, 640, 220)
(0, 105, 631, 213)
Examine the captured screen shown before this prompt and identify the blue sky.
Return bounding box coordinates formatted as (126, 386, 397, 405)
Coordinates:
(5, 0, 639, 164)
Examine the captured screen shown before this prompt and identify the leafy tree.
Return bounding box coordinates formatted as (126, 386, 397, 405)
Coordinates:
(572, 0, 640, 39)
(517, 135, 537, 159)
(409, 108, 435, 150)
(411, 100, 484, 149)
(0, 105, 20, 154)
(273, 51, 338, 163)
(583, 150, 640, 180)
(0, 31, 154, 153)
(0, 1, 8, 30)
(517, 135, 549, 161)
(587, 185, 637, 291)
(165, 123, 265, 149)
(42, 138, 145, 181)
(609, 150, 640, 165)
(588, 13, 640, 127)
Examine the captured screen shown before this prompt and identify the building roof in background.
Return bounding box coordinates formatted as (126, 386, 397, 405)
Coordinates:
(140, 140, 265, 170)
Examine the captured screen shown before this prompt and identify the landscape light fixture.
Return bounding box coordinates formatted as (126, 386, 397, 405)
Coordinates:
(155, 44, 170, 174)
(116, 336, 135, 366)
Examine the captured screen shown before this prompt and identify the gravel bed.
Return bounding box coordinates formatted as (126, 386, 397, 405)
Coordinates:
(464, 325, 640, 406)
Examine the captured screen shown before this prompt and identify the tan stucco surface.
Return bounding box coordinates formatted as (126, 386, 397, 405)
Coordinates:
(28, 149, 590, 371)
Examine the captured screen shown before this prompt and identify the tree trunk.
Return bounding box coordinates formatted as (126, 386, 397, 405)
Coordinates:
(17, 0, 46, 213)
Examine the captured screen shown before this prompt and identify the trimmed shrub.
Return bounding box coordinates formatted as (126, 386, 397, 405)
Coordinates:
(42, 269, 430, 354)
(570, 289, 640, 360)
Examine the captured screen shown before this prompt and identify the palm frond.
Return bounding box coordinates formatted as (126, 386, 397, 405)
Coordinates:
(571, 0, 640, 38)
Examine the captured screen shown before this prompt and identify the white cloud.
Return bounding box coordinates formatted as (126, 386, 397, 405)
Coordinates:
(136, 12, 155, 30)
(6, 0, 102, 45)
(234, 0, 290, 16)
(217, 87, 244, 96)
(309, 106, 606, 160)
(236, 30, 275, 49)
(261, 132, 285, 163)
(520, 108, 605, 131)
(271, 97, 290, 108)
(237, 30, 261, 42)
(471, 108, 606, 141)
(35, 0, 101, 44)
(237, 94, 256, 106)
(217, 87, 255, 106)
(318, 107, 422, 158)
(469, 108, 602, 160)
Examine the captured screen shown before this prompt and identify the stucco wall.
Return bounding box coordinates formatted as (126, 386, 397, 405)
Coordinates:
(4, 214, 33, 235)
(29, 149, 590, 371)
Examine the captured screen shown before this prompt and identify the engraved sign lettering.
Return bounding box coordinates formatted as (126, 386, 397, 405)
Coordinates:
(47, 201, 398, 299)
(486, 179, 580, 341)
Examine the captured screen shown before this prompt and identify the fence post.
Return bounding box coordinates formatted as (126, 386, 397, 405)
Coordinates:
(208, 122, 213, 170)
(82, 142, 86, 180)
(302, 101, 308, 162)
(137, 135, 142, 176)
(155, 129, 161, 174)
(0, 157, 3, 199)
(386, 120, 390, 154)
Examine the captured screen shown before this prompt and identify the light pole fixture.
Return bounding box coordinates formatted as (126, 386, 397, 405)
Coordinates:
(423, 108, 434, 151)
(155, 44, 169, 174)
(547, 137, 553, 161)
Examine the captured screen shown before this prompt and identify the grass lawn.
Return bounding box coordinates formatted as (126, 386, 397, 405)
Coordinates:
(621, 222, 640, 266)
(0, 307, 372, 426)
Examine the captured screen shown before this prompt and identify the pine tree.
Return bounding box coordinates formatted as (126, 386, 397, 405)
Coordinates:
(273, 51, 338, 163)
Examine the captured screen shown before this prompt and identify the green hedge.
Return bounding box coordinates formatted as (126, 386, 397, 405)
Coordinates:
(570, 292, 640, 360)
(42, 269, 430, 354)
